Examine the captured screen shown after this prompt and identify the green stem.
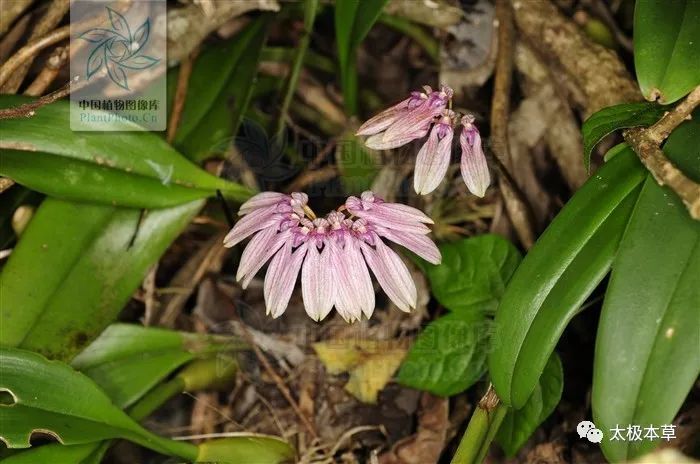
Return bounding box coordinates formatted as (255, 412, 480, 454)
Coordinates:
(127, 377, 185, 421)
(378, 13, 440, 62)
(276, 0, 319, 137)
(451, 385, 508, 464)
(261, 46, 335, 74)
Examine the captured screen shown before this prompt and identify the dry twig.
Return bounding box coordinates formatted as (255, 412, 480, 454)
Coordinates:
(0, 24, 70, 88)
(1, 0, 70, 93)
(0, 77, 78, 120)
(167, 46, 200, 144)
(490, 0, 537, 249)
(24, 46, 68, 97)
(623, 85, 700, 220)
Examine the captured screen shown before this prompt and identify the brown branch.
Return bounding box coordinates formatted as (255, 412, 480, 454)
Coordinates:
(0, 77, 78, 120)
(623, 85, 700, 220)
(0, 178, 16, 194)
(490, 0, 537, 249)
(0, 24, 70, 88)
(285, 166, 338, 193)
(646, 85, 700, 145)
(1, 0, 70, 93)
(167, 46, 200, 144)
(0, 0, 33, 35)
(24, 45, 68, 97)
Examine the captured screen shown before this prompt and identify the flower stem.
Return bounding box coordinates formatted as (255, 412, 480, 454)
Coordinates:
(451, 385, 508, 464)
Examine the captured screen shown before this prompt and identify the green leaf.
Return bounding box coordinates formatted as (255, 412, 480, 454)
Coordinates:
(71, 324, 241, 408)
(582, 102, 668, 171)
(0, 198, 202, 361)
(593, 117, 700, 462)
(196, 436, 296, 464)
(397, 313, 491, 396)
(335, 0, 389, 114)
(336, 131, 380, 194)
(0, 97, 252, 208)
(425, 235, 522, 316)
(0, 347, 197, 460)
(496, 354, 563, 457)
(634, 0, 700, 103)
(174, 18, 269, 162)
(489, 148, 647, 408)
(398, 235, 521, 396)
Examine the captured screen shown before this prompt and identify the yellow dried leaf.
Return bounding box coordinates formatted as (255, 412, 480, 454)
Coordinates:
(313, 339, 407, 403)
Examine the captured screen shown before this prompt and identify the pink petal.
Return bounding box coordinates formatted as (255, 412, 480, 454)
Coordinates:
(382, 100, 443, 146)
(375, 226, 442, 265)
(238, 192, 287, 215)
(223, 205, 279, 248)
(413, 126, 453, 195)
(329, 238, 373, 322)
(460, 130, 490, 198)
(364, 124, 429, 150)
(301, 244, 335, 321)
(356, 97, 410, 136)
(264, 242, 307, 318)
(236, 228, 290, 288)
(361, 240, 417, 312)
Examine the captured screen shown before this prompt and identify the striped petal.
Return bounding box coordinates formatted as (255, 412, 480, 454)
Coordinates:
(223, 205, 279, 248)
(301, 244, 335, 321)
(364, 124, 429, 150)
(460, 129, 490, 198)
(236, 228, 290, 288)
(356, 97, 410, 136)
(238, 192, 287, 215)
(264, 242, 307, 318)
(361, 240, 416, 312)
(329, 238, 374, 322)
(414, 126, 453, 195)
(382, 100, 442, 146)
(375, 226, 442, 265)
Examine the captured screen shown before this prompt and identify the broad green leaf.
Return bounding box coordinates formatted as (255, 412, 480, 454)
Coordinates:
(425, 235, 522, 316)
(0, 198, 202, 361)
(0, 97, 251, 208)
(634, 0, 700, 103)
(593, 117, 700, 462)
(582, 102, 668, 171)
(0, 348, 197, 460)
(397, 313, 491, 396)
(71, 324, 242, 408)
(336, 131, 380, 194)
(496, 354, 563, 457)
(335, 0, 389, 114)
(174, 18, 269, 162)
(489, 149, 646, 408)
(196, 436, 296, 464)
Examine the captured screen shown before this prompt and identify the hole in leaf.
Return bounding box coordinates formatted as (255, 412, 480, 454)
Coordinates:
(29, 429, 63, 446)
(0, 389, 16, 406)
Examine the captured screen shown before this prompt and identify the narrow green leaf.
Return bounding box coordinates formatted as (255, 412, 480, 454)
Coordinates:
(634, 0, 700, 103)
(335, 0, 388, 114)
(0, 198, 202, 361)
(496, 354, 563, 457)
(0, 97, 252, 207)
(489, 149, 646, 408)
(174, 18, 269, 162)
(0, 348, 197, 460)
(397, 313, 491, 396)
(593, 117, 700, 462)
(196, 436, 296, 464)
(425, 235, 522, 316)
(582, 102, 668, 171)
(71, 324, 241, 408)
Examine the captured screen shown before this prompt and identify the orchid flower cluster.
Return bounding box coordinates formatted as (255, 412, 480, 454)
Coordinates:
(356, 85, 490, 197)
(223, 191, 441, 322)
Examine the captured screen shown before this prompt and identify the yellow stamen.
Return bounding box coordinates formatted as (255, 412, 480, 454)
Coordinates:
(303, 204, 317, 220)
